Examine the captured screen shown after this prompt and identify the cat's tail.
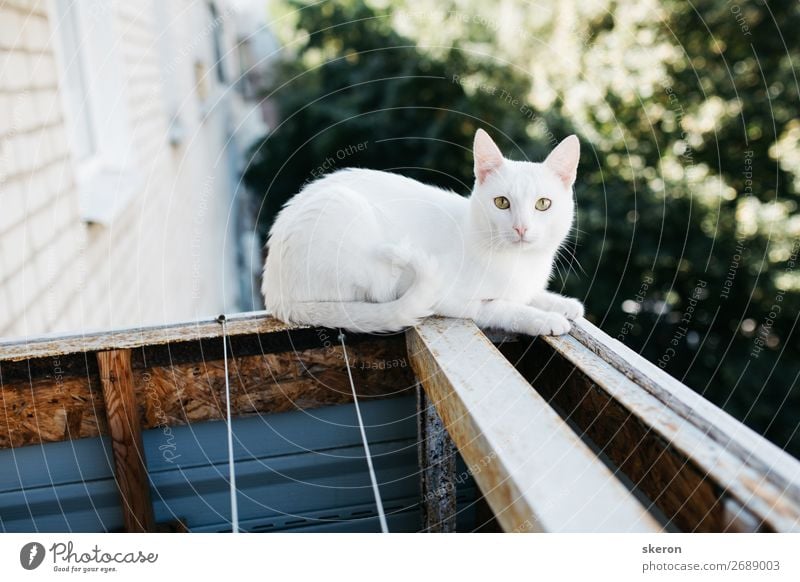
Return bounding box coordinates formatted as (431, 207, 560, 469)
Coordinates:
(282, 244, 439, 333)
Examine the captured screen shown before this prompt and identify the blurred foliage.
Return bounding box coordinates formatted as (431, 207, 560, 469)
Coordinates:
(560, 0, 800, 458)
(244, 0, 799, 456)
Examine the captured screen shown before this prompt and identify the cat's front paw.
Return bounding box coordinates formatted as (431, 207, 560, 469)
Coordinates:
(542, 313, 571, 335)
(555, 297, 584, 321)
(520, 312, 570, 336)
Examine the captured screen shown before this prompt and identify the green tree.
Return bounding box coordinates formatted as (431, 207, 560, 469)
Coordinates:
(561, 0, 800, 455)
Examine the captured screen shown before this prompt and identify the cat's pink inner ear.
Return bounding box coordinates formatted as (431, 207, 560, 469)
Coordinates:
(474, 129, 504, 184)
(545, 135, 580, 187)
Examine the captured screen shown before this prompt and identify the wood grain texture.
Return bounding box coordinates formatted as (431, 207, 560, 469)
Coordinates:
(502, 323, 800, 532)
(97, 349, 155, 533)
(551, 324, 800, 532)
(505, 339, 723, 532)
(567, 319, 800, 500)
(407, 317, 661, 533)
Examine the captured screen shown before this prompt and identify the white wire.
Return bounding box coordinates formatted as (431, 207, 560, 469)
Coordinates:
(339, 331, 389, 533)
(219, 315, 239, 533)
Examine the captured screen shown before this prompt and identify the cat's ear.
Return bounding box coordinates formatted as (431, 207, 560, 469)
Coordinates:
(474, 129, 504, 184)
(545, 135, 580, 187)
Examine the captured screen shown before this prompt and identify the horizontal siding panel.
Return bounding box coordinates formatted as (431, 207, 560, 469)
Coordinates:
(144, 395, 418, 473)
(151, 440, 419, 531)
(147, 396, 420, 531)
(0, 397, 478, 532)
(0, 437, 115, 494)
(0, 480, 122, 532)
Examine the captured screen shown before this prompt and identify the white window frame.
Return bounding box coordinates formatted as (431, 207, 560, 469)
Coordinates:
(49, 0, 140, 225)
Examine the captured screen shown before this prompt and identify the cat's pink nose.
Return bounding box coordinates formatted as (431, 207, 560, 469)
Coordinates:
(513, 225, 527, 238)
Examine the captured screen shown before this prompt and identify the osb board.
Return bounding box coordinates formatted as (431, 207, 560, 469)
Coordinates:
(0, 334, 414, 449)
(0, 373, 107, 448)
(136, 342, 416, 428)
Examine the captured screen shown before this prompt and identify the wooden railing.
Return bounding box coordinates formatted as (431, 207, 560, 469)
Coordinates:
(410, 318, 800, 533)
(0, 312, 414, 532)
(1, 312, 798, 532)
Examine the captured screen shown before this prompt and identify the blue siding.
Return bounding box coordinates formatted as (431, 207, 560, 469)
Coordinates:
(0, 396, 478, 532)
(0, 437, 120, 532)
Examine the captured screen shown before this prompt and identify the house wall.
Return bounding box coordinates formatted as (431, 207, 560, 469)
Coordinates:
(0, 0, 248, 339)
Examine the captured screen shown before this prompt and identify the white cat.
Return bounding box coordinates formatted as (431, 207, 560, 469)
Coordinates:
(262, 129, 584, 336)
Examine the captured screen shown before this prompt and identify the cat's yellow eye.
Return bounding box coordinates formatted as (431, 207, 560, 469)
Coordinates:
(494, 196, 510, 210)
(535, 197, 552, 211)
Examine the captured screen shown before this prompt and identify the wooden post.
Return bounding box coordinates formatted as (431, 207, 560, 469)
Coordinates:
(417, 383, 457, 532)
(97, 349, 155, 533)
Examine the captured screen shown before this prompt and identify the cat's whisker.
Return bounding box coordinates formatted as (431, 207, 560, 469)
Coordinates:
(558, 245, 587, 277)
(562, 246, 585, 270)
(557, 245, 578, 270)
(553, 255, 569, 287)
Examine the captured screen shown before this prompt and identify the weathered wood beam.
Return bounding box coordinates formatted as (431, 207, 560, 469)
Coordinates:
(559, 319, 800, 532)
(0, 311, 293, 363)
(417, 383, 457, 532)
(506, 339, 722, 531)
(567, 318, 800, 498)
(501, 318, 800, 532)
(97, 349, 155, 533)
(407, 317, 662, 533)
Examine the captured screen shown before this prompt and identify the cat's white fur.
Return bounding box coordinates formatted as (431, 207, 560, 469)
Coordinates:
(262, 129, 584, 336)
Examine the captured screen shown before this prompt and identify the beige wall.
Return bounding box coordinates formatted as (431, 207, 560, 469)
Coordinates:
(0, 0, 249, 339)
